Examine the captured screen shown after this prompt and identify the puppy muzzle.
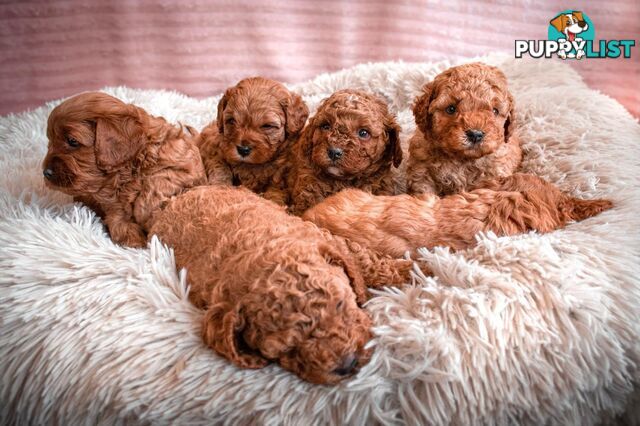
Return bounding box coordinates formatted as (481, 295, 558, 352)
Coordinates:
(236, 145, 252, 158)
(332, 353, 358, 376)
(327, 147, 343, 161)
(42, 156, 75, 188)
(465, 129, 485, 145)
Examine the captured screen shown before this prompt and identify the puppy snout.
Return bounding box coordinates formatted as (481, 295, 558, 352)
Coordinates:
(236, 145, 252, 157)
(327, 147, 343, 161)
(578, 20, 587, 28)
(333, 353, 358, 376)
(43, 168, 54, 180)
(465, 129, 485, 145)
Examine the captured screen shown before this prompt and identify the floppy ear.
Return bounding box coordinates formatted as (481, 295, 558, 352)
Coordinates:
(412, 81, 435, 136)
(319, 244, 367, 305)
(298, 115, 317, 158)
(385, 117, 403, 168)
(550, 14, 566, 32)
(216, 89, 231, 134)
(504, 92, 517, 143)
(94, 110, 145, 169)
(573, 11, 584, 22)
(202, 303, 269, 369)
(283, 92, 309, 139)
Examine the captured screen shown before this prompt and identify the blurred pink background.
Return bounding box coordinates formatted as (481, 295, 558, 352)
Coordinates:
(0, 0, 638, 117)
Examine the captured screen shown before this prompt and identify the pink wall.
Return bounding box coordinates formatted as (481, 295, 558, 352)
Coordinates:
(1, 0, 638, 117)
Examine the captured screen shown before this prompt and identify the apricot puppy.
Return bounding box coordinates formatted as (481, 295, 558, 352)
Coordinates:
(198, 77, 309, 202)
(284, 89, 403, 215)
(42, 92, 206, 247)
(149, 185, 414, 384)
(407, 62, 522, 196)
(303, 174, 612, 258)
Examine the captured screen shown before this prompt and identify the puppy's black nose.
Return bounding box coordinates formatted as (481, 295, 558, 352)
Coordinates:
(465, 129, 485, 145)
(43, 168, 54, 180)
(578, 20, 587, 28)
(333, 353, 358, 376)
(236, 145, 252, 157)
(327, 147, 343, 161)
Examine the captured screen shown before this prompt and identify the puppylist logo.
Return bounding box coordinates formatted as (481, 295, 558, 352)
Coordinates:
(515, 10, 635, 60)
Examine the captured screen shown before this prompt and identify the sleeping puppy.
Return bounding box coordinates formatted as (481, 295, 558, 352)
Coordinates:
(283, 89, 403, 215)
(197, 77, 309, 203)
(42, 92, 206, 248)
(149, 185, 414, 384)
(407, 63, 522, 196)
(303, 174, 612, 258)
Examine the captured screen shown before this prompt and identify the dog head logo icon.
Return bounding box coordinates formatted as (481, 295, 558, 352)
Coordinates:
(548, 10, 594, 60)
(550, 11, 589, 42)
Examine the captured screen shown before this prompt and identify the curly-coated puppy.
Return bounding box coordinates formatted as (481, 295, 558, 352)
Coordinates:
(149, 185, 414, 384)
(42, 92, 206, 248)
(303, 174, 612, 258)
(407, 62, 522, 196)
(283, 89, 403, 215)
(197, 77, 309, 202)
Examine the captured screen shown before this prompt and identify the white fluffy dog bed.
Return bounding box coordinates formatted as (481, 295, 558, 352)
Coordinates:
(1, 54, 639, 425)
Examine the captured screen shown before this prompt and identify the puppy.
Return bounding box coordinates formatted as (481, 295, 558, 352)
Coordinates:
(283, 89, 403, 215)
(149, 185, 414, 384)
(407, 63, 522, 196)
(303, 174, 612, 258)
(550, 11, 589, 60)
(198, 77, 309, 203)
(42, 92, 206, 248)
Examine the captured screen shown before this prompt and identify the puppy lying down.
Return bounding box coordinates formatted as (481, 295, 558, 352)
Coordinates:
(303, 174, 613, 258)
(149, 185, 414, 384)
(42, 92, 206, 247)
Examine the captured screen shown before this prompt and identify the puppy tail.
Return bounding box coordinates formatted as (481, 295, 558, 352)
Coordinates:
(485, 190, 613, 236)
(561, 197, 613, 222)
(482, 174, 613, 230)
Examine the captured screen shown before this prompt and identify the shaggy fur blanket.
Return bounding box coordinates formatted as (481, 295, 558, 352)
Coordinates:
(1, 55, 639, 425)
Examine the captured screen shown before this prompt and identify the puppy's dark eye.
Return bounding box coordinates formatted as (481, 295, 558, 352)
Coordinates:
(357, 129, 370, 139)
(320, 122, 331, 131)
(336, 300, 344, 310)
(493, 108, 500, 115)
(445, 105, 457, 115)
(260, 123, 279, 130)
(225, 118, 236, 126)
(66, 137, 80, 148)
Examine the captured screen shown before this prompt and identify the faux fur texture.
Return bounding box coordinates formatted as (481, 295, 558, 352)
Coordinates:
(1, 54, 639, 425)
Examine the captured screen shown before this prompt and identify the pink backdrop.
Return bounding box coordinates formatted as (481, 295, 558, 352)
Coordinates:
(1, 0, 638, 117)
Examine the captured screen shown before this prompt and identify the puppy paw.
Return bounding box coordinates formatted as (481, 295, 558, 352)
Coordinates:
(109, 222, 148, 248)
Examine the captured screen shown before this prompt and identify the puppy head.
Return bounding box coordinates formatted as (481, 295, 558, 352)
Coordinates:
(42, 92, 147, 195)
(215, 77, 309, 165)
(203, 244, 372, 384)
(305, 89, 402, 179)
(413, 63, 516, 159)
(550, 11, 588, 34)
